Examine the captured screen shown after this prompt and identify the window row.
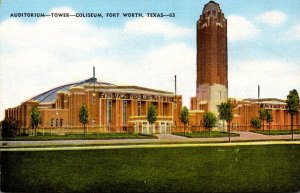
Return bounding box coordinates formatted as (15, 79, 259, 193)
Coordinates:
(51, 119, 63, 127)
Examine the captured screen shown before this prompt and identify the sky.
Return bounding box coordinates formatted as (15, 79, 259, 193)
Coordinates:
(0, 0, 300, 120)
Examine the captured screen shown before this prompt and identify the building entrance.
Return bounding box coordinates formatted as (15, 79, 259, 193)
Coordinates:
(160, 122, 171, 134)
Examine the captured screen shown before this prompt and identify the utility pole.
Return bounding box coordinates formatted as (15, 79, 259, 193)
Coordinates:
(175, 75, 177, 97)
(174, 75, 177, 131)
(258, 85, 260, 106)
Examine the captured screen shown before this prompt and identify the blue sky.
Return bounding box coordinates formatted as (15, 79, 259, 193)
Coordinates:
(0, 0, 300, 119)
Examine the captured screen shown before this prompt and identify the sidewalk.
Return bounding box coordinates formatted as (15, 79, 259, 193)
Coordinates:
(1, 131, 299, 148)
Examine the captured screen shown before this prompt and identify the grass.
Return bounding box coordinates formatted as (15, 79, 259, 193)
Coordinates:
(173, 131, 240, 138)
(2, 144, 299, 193)
(2, 133, 157, 141)
(252, 129, 300, 135)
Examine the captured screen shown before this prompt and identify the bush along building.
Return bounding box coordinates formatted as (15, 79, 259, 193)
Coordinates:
(4, 1, 300, 135)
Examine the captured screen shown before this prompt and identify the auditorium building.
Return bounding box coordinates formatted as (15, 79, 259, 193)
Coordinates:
(5, 75, 183, 134)
(4, 1, 300, 134)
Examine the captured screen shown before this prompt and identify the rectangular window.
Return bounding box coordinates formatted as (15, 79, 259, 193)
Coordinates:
(60, 119, 63, 127)
(137, 101, 142, 116)
(51, 119, 54, 127)
(56, 119, 59, 127)
(276, 110, 280, 124)
(163, 103, 168, 116)
(106, 100, 112, 124)
(92, 119, 95, 127)
(123, 101, 128, 126)
(152, 102, 157, 109)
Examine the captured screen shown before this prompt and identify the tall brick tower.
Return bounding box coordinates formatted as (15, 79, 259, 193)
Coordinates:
(191, 1, 228, 117)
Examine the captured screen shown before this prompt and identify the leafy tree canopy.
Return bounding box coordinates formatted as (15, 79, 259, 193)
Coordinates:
(266, 110, 273, 123)
(1, 119, 21, 137)
(79, 104, 89, 125)
(286, 89, 299, 115)
(218, 101, 234, 122)
(202, 112, 217, 129)
(251, 117, 261, 129)
(180, 106, 189, 125)
(30, 106, 41, 128)
(259, 108, 267, 120)
(147, 104, 157, 125)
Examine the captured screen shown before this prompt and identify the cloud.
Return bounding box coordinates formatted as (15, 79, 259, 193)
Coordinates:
(257, 11, 287, 27)
(0, 7, 195, 120)
(124, 17, 192, 38)
(286, 24, 300, 40)
(0, 8, 110, 60)
(229, 60, 300, 99)
(227, 15, 260, 41)
(136, 43, 196, 105)
(82, 43, 196, 110)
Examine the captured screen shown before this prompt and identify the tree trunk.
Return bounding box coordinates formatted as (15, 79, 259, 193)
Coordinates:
(262, 119, 264, 132)
(269, 122, 271, 134)
(291, 115, 294, 140)
(35, 126, 37, 137)
(84, 124, 86, 138)
(223, 120, 225, 132)
(184, 124, 186, 135)
(228, 121, 231, 143)
(209, 128, 211, 136)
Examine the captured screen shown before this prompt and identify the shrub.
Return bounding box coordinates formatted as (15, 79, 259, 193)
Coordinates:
(1, 119, 21, 138)
(251, 117, 261, 129)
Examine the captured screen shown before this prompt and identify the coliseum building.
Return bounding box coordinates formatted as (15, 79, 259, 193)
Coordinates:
(4, 1, 300, 134)
(5, 74, 182, 134)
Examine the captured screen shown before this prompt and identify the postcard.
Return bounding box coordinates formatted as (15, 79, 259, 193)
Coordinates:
(0, 0, 299, 193)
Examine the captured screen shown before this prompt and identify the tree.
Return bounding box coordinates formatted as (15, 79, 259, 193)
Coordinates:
(218, 103, 227, 131)
(266, 110, 273, 133)
(250, 117, 261, 130)
(180, 106, 189, 135)
(30, 107, 41, 137)
(147, 104, 157, 134)
(202, 112, 217, 136)
(286, 89, 299, 140)
(1, 118, 21, 138)
(259, 108, 267, 132)
(79, 104, 89, 138)
(218, 101, 234, 142)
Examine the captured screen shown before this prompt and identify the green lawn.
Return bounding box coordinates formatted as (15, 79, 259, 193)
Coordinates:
(253, 130, 300, 135)
(2, 133, 157, 141)
(173, 131, 240, 138)
(2, 144, 299, 193)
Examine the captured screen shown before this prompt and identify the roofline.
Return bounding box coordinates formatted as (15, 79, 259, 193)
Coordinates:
(103, 85, 174, 95)
(243, 98, 286, 103)
(27, 78, 115, 103)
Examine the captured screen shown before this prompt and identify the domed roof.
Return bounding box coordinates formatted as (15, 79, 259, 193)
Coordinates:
(30, 78, 115, 103)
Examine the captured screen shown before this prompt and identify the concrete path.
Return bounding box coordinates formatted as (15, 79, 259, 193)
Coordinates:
(155, 134, 189, 140)
(1, 131, 299, 148)
(2, 140, 300, 152)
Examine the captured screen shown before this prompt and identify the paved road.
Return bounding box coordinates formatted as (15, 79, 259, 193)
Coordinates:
(1, 131, 299, 148)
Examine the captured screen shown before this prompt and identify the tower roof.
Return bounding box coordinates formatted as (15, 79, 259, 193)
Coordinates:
(203, 1, 221, 13)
